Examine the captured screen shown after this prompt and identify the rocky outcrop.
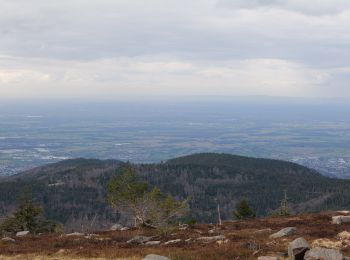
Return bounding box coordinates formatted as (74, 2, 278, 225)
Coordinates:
(288, 237, 310, 260)
(270, 227, 296, 238)
(304, 247, 343, 260)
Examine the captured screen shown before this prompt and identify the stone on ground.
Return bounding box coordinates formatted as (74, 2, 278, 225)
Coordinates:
(110, 223, 123, 231)
(1, 237, 15, 243)
(127, 235, 153, 244)
(164, 239, 182, 245)
(304, 247, 343, 260)
(143, 254, 170, 260)
(16, 231, 29, 237)
(145, 241, 161, 246)
(269, 227, 296, 238)
(332, 215, 350, 225)
(288, 237, 310, 260)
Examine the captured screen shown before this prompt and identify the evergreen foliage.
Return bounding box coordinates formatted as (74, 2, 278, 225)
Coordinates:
(1, 154, 350, 228)
(0, 192, 60, 234)
(108, 167, 188, 228)
(233, 199, 256, 219)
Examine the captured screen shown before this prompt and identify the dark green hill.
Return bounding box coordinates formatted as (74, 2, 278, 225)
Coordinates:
(1, 153, 350, 231)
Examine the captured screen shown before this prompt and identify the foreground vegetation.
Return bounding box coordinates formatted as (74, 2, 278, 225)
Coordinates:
(1, 212, 350, 260)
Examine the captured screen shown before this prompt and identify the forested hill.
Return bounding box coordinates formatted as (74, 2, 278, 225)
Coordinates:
(1, 153, 350, 231)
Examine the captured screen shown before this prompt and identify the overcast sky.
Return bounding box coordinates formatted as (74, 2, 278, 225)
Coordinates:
(1, 0, 350, 99)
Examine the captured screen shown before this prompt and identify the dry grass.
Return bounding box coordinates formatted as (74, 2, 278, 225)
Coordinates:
(1, 212, 350, 260)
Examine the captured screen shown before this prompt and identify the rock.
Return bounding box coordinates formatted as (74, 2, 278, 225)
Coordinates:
(288, 237, 310, 260)
(216, 239, 229, 245)
(185, 238, 192, 243)
(1, 237, 15, 243)
(254, 228, 273, 234)
(304, 247, 343, 260)
(337, 210, 350, 214)
(65, 232, 84, 237)
(257, 257, 278, 260)
(164, 239, 182, 245)
(16, 231, 30, 237)
(179, 224, 188, 231)
(208, 229, 216, 234)
(197, 235, 226, 243)
(337, 231, 350, 240)
(110, 224, 123, 231)
(312, 239, 342, 250)
(145, 241, 161, 246)
(269, 227, 296, 238)
(120, 227, 130, 231)
(332, 215, 350, 225)
(127, 235, 153, 244)
(143, 254, 170, 260)
(56, 249, 66, 254)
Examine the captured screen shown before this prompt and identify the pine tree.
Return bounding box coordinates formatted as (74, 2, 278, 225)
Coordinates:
(233, 199, 256, 219)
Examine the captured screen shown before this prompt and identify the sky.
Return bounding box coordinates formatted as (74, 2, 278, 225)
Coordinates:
(1, 0, 350, 99)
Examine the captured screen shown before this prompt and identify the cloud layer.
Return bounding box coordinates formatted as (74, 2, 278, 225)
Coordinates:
(0, 0, 349, 98)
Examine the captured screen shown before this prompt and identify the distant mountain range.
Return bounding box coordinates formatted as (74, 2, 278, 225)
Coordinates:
(1, 153, 350, 231)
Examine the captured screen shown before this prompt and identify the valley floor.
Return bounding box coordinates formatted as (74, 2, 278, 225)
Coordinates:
(1, 212, 350, 260)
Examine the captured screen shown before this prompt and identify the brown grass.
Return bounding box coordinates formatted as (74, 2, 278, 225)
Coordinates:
(1, 212, 350, 260)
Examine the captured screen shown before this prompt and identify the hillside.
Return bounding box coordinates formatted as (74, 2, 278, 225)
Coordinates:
(1, 212, 350, 259)
(1, 153, 350, 230)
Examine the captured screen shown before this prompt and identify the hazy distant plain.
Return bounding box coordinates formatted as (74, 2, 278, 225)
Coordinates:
(1, 97, 350, 178)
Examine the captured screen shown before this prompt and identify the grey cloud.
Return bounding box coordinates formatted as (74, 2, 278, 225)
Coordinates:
(217, 0, 350, 15)
(0, 0, 349, 98)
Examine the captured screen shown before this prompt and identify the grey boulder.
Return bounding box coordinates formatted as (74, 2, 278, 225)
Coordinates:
(288, 237, 310, 260)
(270, 227, 296, 238)
(304, 247, 343, 260)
